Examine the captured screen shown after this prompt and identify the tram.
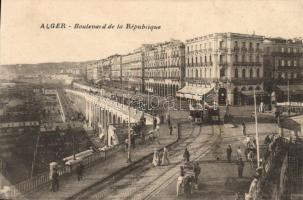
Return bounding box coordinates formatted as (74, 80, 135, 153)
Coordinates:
(189, 102, 220, 124)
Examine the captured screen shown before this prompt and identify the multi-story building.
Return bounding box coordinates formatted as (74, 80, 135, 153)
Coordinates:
(109, 54, 122, 87)
(121, 49, 144, 92)
(179, 33, 264, 105)
(143, 40, 185, 97)
(263, 38, 303, 102)
(86, 62, 100, 82)
(101, 58, 111, 82)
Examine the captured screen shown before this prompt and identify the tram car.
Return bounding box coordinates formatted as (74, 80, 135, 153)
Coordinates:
(189, 102, 220, 124)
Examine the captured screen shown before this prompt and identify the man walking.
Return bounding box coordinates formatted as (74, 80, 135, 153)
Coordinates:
(237, 158, 245, 178)
(153, 117, 157, 130)
(226, 144, 232, 162)
(242, 122, 246, 136)
(183, 147, 190, 162)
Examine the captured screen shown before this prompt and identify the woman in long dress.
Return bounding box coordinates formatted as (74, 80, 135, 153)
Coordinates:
(161, 147, 170, 165)
(153, 150, 160, 167)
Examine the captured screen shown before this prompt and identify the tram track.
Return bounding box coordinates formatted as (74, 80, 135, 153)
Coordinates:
(69, 124, 201, 199)
(70, 124, 222, 200)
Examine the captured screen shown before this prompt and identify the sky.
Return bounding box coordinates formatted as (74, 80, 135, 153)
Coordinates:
(1, 0, 303, 65)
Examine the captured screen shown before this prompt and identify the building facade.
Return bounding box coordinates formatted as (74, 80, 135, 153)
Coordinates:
(121, 49, 144, 92)
(109, 54, 122, 87)
(143, 40, 185, 97)
(86, 61, 102, 82)
(263, 38, 303, 101)
(180, 33, 264, 105)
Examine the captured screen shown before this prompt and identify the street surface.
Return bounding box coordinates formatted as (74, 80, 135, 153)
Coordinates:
(75, 124, 220, 199)
(149, 123, 276, 200)
(73, 123, 275, 200)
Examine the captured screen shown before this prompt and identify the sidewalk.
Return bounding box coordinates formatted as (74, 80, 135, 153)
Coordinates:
(24, 124, 178, 200)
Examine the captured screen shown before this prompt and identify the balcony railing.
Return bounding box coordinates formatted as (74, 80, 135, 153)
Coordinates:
(219, 62, 228, 66)
(218, 47, 228, 52)
(272, 52, 303, 57)
(248, 47, 254, 52)
(241, 47, 247, 52)
(234, 62, 262, 66)
(233, 47, 240, 52)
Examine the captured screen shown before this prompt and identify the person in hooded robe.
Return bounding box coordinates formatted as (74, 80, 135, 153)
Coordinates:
(152, 150, 160, 167)
(161, 147, 170, 165)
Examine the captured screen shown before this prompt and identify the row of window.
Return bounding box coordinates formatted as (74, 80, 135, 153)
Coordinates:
(278, 59, 298, 67)
(145, 51, 180, 59)
(145, 70, 180, 78)
(186, 41, 261, 52)
(185, 67, 261, 79)
(186, 54, 261, 64)
(187, 55, 212, 64)
(277, 72, 298, 79)
(145, 60, 181, 67)
(280, 47, 301, 53)
(234, 54, 260, 62)
(234, 68, 261, 78)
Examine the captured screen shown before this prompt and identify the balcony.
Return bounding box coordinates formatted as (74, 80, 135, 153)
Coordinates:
(218, 62, 228, 67)
(241, 47, 247, 52)
(231, 77, 263, 85)
(256, 48, 263, 53)
(272, 52, 303, 57)
(233, 47, 240, 52)
(233, 62, 262, 66)
(218, 47, 228, 52)
(185, 77, 215, 84)
(248, 47, 254, 52)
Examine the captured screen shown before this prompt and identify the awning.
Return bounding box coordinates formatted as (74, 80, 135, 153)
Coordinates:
(277, 85, 303, 95)
(176, 85, 214, 100)
(241, 90, 267, 96)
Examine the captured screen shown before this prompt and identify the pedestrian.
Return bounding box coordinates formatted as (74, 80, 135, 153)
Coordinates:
(76, 162, 84, 181)
(153, 117, 157, 130)
(242, 122, 246, 136)
(247, 150, 255, 168)
(236, 146, 242, 160)
(226, 144, 232, 162)
(51, 169, 59, 192)
(176, 171, 185, 197)
(169, 124, 173, 136)
(193, 162, 201, 184)
(183, 147, 190, 162)
(152, 150, 160, 167)
(166, 113, 171, 126)
(161, 147, 170, 165)
(237, 158, 245, 178)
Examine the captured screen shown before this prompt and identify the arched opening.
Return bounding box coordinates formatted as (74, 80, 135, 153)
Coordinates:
(235, 68, 238, 78)
(233, 87, 240, 105)
(249, 69, 253, 78)
(242, 69, 246, 78)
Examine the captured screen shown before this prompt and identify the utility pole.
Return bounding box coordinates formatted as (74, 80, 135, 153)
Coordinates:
(127, 78, 132, 163)
(253, 89, 260, 168)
